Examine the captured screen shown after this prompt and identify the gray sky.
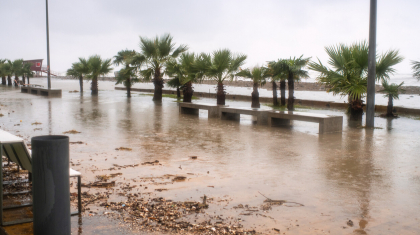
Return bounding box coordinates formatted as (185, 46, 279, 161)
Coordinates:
(1, 0, 419, 77)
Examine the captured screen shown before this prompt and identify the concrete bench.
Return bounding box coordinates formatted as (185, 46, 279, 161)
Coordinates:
(21, 87, 62, 97)
(179, 102, 228, 118)
(219, 107, 269, 125)
(267, 110, 343, 134)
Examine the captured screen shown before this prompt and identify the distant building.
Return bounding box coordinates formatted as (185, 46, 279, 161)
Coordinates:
(23, 59, 44, 77)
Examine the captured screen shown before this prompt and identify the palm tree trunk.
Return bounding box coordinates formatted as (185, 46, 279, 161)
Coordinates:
(153, 69, 163, 102)
(14, 75, 19, 86)
(272, 81, 278, 106)
(127, 77, 131, 98)
(280, 80, 286, 106)
(176, 86, 180, 99)
(91, 76, 98, 95)
(251, 82, 260, 108)
(349, 95, 364, 120)
(7, 75, 12, 86)
(22, 75, 25, 84)
(27, 75, 30, 84)
(287, 73, 294, 110)
(217, 82, 226, 105)
(79, 76, 83, 92)
(183, 81, 193, 102)
(386, 96, 393, 116)
(2, 76, 6, 85)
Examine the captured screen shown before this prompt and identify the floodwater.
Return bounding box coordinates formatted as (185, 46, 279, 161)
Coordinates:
(1, 78, 420, 234)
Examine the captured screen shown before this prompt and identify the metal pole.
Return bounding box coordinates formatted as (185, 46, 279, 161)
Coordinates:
(46, 0, 51, 89)
(32, 135, 70, 235)
(366, 0, 377, 127)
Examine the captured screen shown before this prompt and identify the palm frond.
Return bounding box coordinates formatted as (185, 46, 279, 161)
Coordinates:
(411, 60, 420, 80)
(376, 49, 403, 81)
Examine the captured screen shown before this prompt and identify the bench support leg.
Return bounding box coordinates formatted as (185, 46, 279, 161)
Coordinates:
(319, 116, 343, 134)
(208, 107, 219, 118)
(256, 113, 268, 125)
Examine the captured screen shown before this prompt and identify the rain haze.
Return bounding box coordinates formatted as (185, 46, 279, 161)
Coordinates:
(1, 0, 420, 78)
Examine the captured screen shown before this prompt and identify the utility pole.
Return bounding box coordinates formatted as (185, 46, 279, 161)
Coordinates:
(366, 0, 377, 127)
(46, 0, 51, 89)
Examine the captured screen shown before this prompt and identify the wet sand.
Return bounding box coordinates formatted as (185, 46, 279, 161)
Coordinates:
(1, 81, 420, 234)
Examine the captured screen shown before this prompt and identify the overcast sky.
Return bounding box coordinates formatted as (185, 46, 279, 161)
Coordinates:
(1, 0, 419, 78)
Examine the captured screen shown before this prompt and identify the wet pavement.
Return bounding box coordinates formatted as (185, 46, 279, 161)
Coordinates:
(0, 79, 420, 234)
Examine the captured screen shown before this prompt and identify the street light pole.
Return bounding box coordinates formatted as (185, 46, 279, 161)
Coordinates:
(366, 0, 377, 127)
(46, 0, 51, 89)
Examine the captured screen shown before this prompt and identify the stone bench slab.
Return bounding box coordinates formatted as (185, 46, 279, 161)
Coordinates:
(219, 107, 270, 125)
(268, 110, 343, 134)
(179, 102, 227, 118)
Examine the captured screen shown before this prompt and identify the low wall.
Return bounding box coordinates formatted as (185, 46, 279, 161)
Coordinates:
(115, 87, 420, 115)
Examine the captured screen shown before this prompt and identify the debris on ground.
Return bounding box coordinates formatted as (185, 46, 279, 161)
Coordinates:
(115, 147, 132, 151)
(96, 173, 122, 181)
(69, 90, 79, 93)
(70, 141, 84, 144)
(259, 191, 304, 207)
(96, 196, 255, 234)
(63, 129, 81, 134)
(112, 163, 139, 169)
(81, 181, 116, 188)
(190, 156, 198, 160)
(172, 176, 187, 182)
(31, 122, 42, 125)
(33, 128, 42, 131)
(141, 160, 160, 165)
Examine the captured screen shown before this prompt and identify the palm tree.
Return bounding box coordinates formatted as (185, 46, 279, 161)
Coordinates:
(379, 80, 404, 117)
(4, 60, 13, 86)
(412, 60, 420, 80)
(267, 61, 287, 106)
(196, 49, 247, 105)
(309, 41, 403, 118)
(278, 56, 310, 110)
(166, 77, 182, 99)
(113, 50, 138, 98)
(22, 63, 33, 84)
(67, 58, 89, 93)
(0, 60, 7, 85)
(135, 34, 188, 102)
(236, 66, 269, 108)
(86, 55, 112, 95)
(166, 52, 200, 102)
(11, 59, 24, 86)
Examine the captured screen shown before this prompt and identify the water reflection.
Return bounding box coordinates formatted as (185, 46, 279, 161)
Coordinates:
(319, 127, 385, 234)
(386, 117, 393, 131)
(48, 100, 52, 135)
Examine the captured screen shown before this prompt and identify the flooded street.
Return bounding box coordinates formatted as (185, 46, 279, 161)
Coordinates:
(1, 78, 420, 234)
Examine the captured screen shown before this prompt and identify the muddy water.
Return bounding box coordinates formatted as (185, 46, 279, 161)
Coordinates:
(1, 80, 420, 234)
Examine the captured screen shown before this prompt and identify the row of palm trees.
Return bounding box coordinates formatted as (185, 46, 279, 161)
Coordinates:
(66, 56, 112, 94)
(67, 34, 419, 117)
(0, 59, 33, 86)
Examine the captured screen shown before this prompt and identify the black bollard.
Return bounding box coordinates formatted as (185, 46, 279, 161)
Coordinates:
(32, 135, 70, 235)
